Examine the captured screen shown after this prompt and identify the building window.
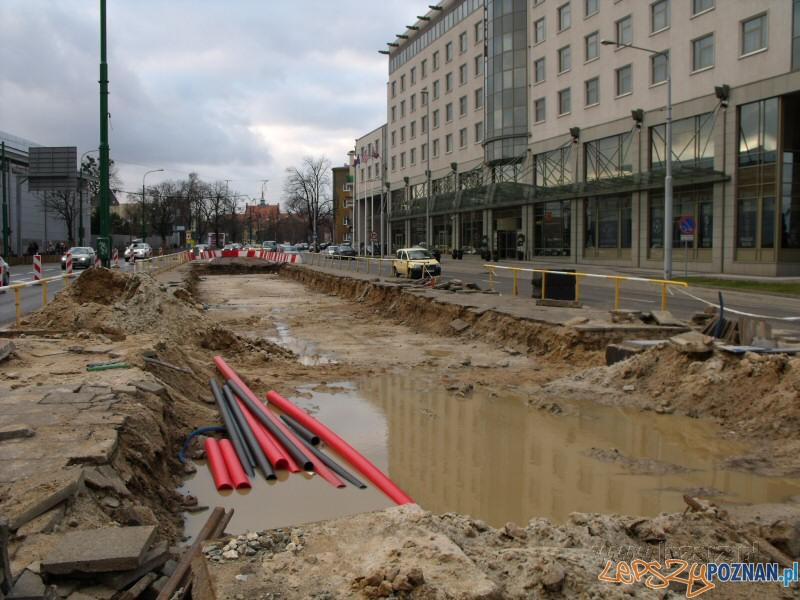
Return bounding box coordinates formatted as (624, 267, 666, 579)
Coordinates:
(446, 72, 453, 92)
(433, 51, 440, 71)
(400, 152, 406, 168)
(534, 200, 571, 256)
(446, 102, 454, 122)
(421, 143, 428, 161)
(459, 128, 467, 148)
(367, 165, 371, 180)
(400, 74, 406, 92)
(649, 187, 713, 250)
(692, 34, 714, 71)
(446, 134, 453, 153)
(585, 0, 598, 17)
(534, 97, 546, 123)
(433, 79, 440, 99)
(475, 21, 483, 43)
(433, 109, 440, 128)
(474, 54, 484, 76)
(391, 106, 396, 122)
(411, 121, 416, 139)
(458, 31, 467, 54)
(459, 95, 468, 116)
(400, 100, 406, 118)
(651, 51, 669, 84)
(421, 115, 428, 133)
(558, 3, 571, 31)
(585, 196, 633, 250)
(391, 156, 396, 171)
(741, 14, 767, 56)
(446, 41, 453, 62)
(475, 87, 483, 109)
(558, 88, 571, 115)
(400, 126, 406, 143)
(616, 15, 632, 45)
(459, 63, 467, 85)
(411, 94, 416, 113)
(616, 64, 632, 96)
(475, 121, 484, 142)
(650, 112, 715, 169)
(410, 67, 417, 85)
(534, 57, 546, 83)
(391, 131, 396, 147)
(558, 45, 571, 73)
(651, 0, 670, 33)
(736, 97, 778, 249)
(585, 133, 633, 181)
(421, 59, 427, 78)
(692, 0, 714, 16)
(410, 148, 416, 165)
(535, 146, 574, 186)
(534, 18, 546, 44)
(585, 31, 599, 61)
(585, 77, 599, 106)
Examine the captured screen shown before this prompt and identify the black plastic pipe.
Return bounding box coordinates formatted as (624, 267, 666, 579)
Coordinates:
(226, 398, 257, 472)
(227, 380, 314, 471)
(209, 378, 254, 478)
(290, 429, 367, 489)
(222, 384, 275, 480)
(280, 414, 320, 445)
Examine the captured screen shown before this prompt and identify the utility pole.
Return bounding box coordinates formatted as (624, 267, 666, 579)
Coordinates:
(98, 0, 111, 266)
(1, 142, 8, 259)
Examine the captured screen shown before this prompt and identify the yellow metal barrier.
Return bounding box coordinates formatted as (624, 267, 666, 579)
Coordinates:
(483, 264, 688, 311)
(1, 271, 79, 326)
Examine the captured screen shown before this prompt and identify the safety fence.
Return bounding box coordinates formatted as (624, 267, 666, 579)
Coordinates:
(483, 264, 688, 311)
(132, 251, 193, 275)
(304, 252, 397, 276)
(0, 271, 78, 326)
(197, 249, 301, 264)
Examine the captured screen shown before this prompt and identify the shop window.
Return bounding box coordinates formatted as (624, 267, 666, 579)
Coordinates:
(650, 112, 715, 170)
(585, 196, 632, 250)
(585, 134, 633, 182)
(535, 146, 573, 187)
(649, 187, 713, 249)
(534, 200, 571, 256)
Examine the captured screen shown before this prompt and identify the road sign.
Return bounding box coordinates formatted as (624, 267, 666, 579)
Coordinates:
(28, 147, 77, 191)
(679, 215, 695, 242)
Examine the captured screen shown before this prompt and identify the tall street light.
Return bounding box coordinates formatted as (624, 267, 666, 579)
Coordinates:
(420, 88, 431, 247)
(141, 169, 164, 240)
(601, 39, 672, 280)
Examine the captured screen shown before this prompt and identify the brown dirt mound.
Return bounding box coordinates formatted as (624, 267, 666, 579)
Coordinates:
(68, 267, 140, 305)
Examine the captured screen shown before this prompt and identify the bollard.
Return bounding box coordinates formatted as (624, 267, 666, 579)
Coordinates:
(66, 252, 73, 275)
(33, 254, 42, 281)
(112, 248, 119, 268)
(614, 278, 621, 310)
(41, 280, 48, 306)
(661, 283, 668, 311)
(14, 287, 21, 326)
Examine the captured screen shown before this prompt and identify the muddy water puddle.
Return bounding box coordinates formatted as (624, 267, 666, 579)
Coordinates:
(181, 377, 800, 538)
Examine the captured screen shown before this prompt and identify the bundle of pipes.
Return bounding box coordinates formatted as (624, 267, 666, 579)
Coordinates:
(211, 356, 414, 505)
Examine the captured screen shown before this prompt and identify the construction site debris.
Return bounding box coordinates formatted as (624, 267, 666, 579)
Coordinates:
(4, 469, 84, 531)
(41, 526, 157, 575)
(0, 424, 35, 442)
(669, 330, 714, 354)
(448, 318, 470, 333)
(0, 340, 15, 363)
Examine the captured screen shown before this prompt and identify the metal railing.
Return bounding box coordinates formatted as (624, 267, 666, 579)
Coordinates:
(0, 271, 78, 326)
(483, 264, 688, 311)
(132, 251, 191, 275)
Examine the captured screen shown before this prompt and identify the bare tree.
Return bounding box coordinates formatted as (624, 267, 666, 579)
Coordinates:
(284, 156, 332, 244)
(147, 181, 181, 248)
(42, 190, 79, 246)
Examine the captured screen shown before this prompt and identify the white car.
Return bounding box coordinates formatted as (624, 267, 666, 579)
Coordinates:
(0, 257, 9, 286)
(130, 243, 152, 260)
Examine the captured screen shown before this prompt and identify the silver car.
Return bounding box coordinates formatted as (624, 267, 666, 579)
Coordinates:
(0, 256, 9, 286)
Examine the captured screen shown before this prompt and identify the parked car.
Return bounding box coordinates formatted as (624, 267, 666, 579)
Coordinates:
(279, 244, 300, 254)
(319, 242, 330, 250)
(262, 241, 278, 252)
(324, 245, 339, 257)
(61, 246, 97, 270)
(296, 242, 309, 251)
(0, 256, 10, 286)
(392, 247, 441, 279)
(193, 244, 209, 258)
(336, 245, 356, 259)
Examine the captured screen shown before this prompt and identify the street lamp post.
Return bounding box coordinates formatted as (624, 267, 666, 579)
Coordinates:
(141, 169, 164, 241)
(601, 39, 672, 280)
(420, 89, 431, 247)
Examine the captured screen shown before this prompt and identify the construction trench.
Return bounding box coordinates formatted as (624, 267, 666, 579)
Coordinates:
(1, 258, 800, 599)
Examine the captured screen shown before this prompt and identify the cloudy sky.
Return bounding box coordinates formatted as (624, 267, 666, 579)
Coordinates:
(0, 1, 413, 204)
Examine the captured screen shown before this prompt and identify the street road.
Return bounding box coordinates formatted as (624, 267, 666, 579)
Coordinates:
(437, 255, 800, 334)
(0, 261, 133, 328)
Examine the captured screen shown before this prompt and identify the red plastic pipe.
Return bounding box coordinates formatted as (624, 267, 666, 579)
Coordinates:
(236, 398, 292, 472)
(251, 419, 299, 473)
(204, 438, 233, 491)
(218, 439, 251, 489)
(214, 357, 344, 488)
(266, 390, 413, 505)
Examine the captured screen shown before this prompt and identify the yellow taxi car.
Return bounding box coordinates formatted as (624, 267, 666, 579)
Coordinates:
(392, 247, 441, 279)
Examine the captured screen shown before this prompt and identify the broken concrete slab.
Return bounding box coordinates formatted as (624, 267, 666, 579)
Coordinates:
(0, 339, 16, 362)
(535, 298, 581, 308)
(449, 319, 470, 334)
(669, 331, 713, 354)
(651, 310, 685, 327)
(564, 316, 589, 327)
(131, 381, 166, 398)
(41, 526, 156, 575)
(98, 541, 168, 590)
(605, 342, 647, 366)
(7, 569, 55, 600)
(39, 391, 98, 406)
(15, 505, 65, 539)
(0, 424, 35, 441)
(82, 467, 130, 497)
(3, 468, 84, 531)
